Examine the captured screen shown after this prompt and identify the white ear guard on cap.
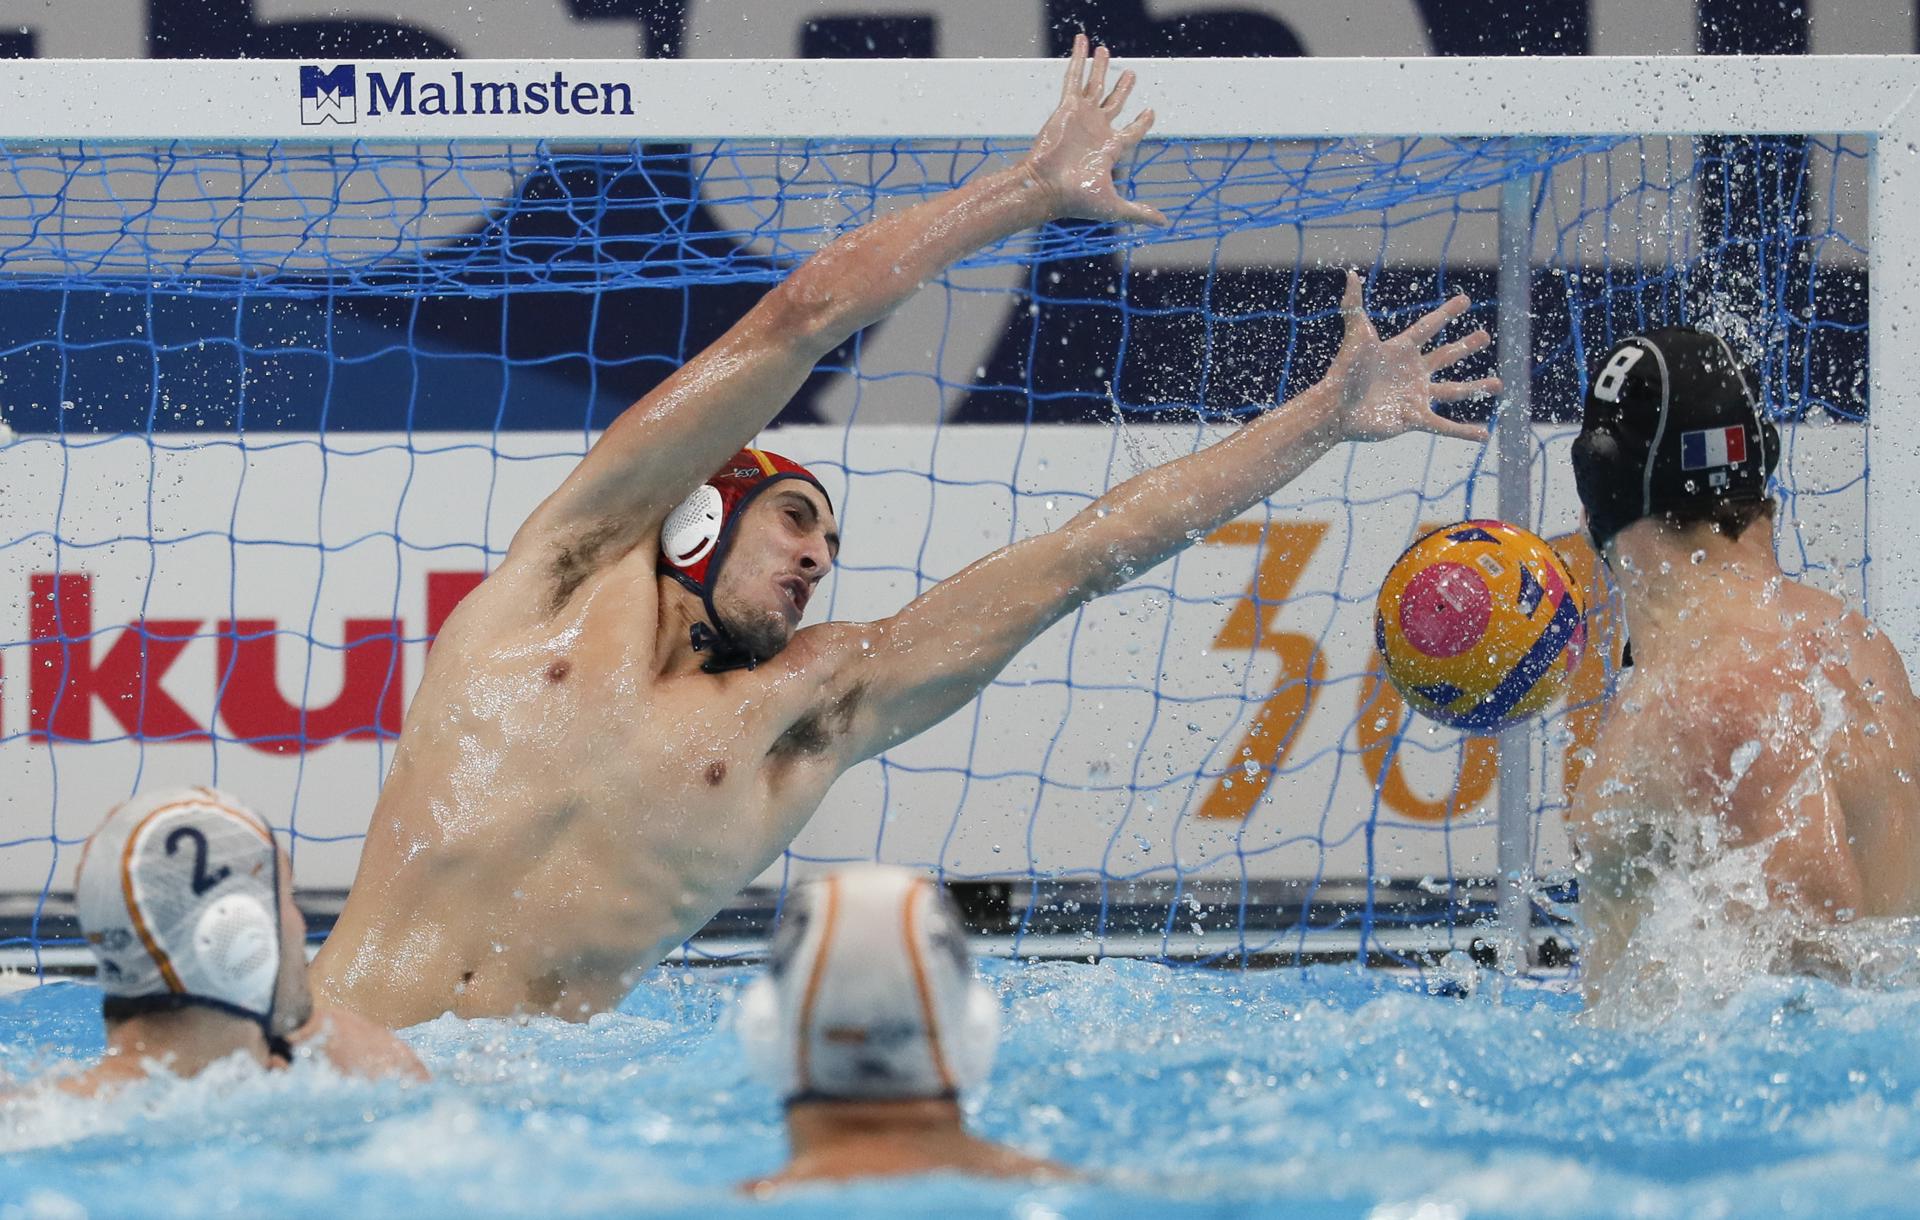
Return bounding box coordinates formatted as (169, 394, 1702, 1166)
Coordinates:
(76, 787, 284, 1029)
(735, 864, 1000, 1103)
(191, 893, 280, 1017)
(662, 484, 725, 569)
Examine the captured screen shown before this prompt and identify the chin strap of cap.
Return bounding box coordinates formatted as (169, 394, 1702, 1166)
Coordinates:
(689, 618, 759, 674)
(101, 993, 292, 1061)
(783, 1090, 960, 1110)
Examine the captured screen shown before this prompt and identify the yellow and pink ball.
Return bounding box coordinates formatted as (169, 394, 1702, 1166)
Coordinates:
(1373, 520, 1585, 734)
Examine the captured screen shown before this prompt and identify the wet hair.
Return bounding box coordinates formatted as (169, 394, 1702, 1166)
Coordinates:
(1644, 494, 1775, 546)
(1699, 496, 1773, 542)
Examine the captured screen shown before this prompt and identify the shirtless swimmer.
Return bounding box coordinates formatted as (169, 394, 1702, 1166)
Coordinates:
(1567, 328, 1920, 1000)
(314, 39, 1500, 1026)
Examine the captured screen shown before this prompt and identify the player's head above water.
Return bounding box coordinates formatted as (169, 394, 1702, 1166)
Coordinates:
(659, 446, 838, 672)
(75, 787, 311, 1057)
(1571, 327, 1779, 558)
(735, 864, 999, 1105)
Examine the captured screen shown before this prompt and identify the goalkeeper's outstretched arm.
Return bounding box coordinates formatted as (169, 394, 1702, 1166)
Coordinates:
(511, 35, 1167, 557)
(815, 274, 1500, 762)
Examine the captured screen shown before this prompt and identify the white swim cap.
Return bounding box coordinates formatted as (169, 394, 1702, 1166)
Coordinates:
(736, 864, 1000, 1103)
(75, 787, 285, 1033)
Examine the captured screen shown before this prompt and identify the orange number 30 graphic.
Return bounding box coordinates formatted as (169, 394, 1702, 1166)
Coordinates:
(1196, 521, 1616, 822)
(1195, 521, 1329, 821)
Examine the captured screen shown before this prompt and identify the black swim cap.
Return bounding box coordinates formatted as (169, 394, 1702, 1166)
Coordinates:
(1569, 327, 1778, 552)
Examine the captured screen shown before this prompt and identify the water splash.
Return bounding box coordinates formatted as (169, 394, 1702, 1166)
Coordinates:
(3, 961, 1920, 1217)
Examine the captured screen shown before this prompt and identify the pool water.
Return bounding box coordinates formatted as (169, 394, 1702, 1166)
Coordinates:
(4, 960, 1920, 1218)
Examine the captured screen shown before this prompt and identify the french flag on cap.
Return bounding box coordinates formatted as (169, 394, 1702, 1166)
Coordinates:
(1680, 425, 1746, 471)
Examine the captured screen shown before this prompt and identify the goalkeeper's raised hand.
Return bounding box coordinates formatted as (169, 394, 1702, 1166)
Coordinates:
(1023, 34, 1168, 228)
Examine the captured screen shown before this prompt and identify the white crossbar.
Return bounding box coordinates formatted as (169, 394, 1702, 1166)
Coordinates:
(0, 56, 1914, 142)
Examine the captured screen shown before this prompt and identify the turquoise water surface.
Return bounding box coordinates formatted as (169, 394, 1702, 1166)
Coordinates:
(4, 961, 1920, 1218)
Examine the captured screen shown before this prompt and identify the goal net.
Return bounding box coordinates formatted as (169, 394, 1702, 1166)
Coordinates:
(0, 56, 1899, 970)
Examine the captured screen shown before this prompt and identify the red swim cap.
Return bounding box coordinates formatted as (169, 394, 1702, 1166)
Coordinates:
(660, 447, 831, 596)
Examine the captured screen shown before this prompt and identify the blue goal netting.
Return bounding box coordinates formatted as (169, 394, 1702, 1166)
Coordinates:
(0, 132, 1870, 968)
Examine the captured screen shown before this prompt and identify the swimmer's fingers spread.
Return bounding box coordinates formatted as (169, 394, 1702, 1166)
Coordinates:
(1027, 43, 1168, 227)
(1431, 375, 1503, 403)
(1084, 43, 1111, 101)
(1115, 197, 1170, 227)
(1416, 404, 1494, 444)
(1117, 104, 1155, 151)
(1340, 270, 1384, 344)
(1400, 293, 1473, 347)
(1418, 371, 1499, 444)
(1110, 111, 1168, 226)
(1062, 32, 1089, 102)
(1424, 328, 1491, 374)
(1327, 274, 1493, 444)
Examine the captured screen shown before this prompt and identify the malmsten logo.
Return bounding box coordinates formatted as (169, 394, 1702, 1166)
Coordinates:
(299, 64, 356, 125)
(299, 63, 636, 122)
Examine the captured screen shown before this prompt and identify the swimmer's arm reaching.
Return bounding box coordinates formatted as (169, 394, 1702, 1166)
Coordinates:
(812, 276, 1498, 761)
(507, 37, 1167, 560)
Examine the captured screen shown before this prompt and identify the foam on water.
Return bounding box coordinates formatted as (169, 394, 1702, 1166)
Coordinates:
(6, 956, 1920, 1218)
